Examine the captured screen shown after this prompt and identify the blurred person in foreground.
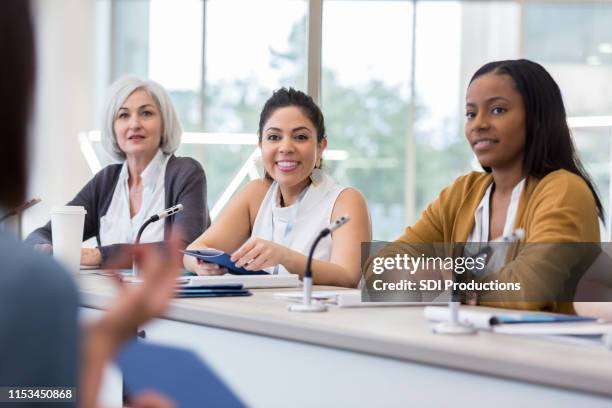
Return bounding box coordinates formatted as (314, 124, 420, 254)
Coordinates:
(0, 1, 179, 407)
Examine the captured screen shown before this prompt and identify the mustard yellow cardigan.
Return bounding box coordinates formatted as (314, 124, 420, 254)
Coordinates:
(393, 169, 600, 312)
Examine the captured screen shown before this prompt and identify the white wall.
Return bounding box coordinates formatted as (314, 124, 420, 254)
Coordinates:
(24, 0, 99, 237)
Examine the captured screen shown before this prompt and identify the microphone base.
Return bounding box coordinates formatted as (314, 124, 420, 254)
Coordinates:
(288, 303, 328, 313)
(433, 321, 477, 335)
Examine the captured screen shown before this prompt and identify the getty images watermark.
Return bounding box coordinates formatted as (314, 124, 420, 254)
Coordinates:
(360, 241, 610, 303)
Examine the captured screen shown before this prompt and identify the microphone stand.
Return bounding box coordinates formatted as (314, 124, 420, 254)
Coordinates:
(433, 229, 524, 335)
(432, 292, 477, 335)
(135, 218, 154, 245)
(0, 198, 41, 223)
(0, 198, 41, 240)
(433, 246, 482, 335)
(132, 218, 156, 277)
(132, 204, 183, 276)
(289, 215, 350, 313)
(125, 205, 183, 406)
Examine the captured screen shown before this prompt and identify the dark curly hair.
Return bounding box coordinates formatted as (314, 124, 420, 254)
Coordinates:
(258, 87, 326, 143)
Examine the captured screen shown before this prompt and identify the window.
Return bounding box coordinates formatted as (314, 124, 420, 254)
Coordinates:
(321, 1, 413, 240)
(101, 0, 612, 239)
(525, 1, 612, 230)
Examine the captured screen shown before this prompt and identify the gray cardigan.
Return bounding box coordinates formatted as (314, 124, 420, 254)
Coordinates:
(24, 155, 210, 266)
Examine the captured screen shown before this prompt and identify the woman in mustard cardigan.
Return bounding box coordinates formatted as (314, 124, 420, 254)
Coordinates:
(375, 59, 603, 312)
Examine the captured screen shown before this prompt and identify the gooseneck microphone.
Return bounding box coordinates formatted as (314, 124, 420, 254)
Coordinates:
(0, 198, 42, 223)
(305, 215, 350, 279)
(132, 204, 183, 276)
(433, 228, 525, 335)
(0, 198, 41, 240)
(135, 204, 183, 244)
(289, 215, 351, 313)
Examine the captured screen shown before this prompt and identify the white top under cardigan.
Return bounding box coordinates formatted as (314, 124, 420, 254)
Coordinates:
(467, 178, 526, 243)
(251, 170, 347, 275)
(466, 178, 525, 276)
(99, 149, 170, 245)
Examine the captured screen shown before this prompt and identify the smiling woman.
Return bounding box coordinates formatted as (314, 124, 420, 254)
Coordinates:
(24, 76, 211, 267)
(184, 88, 372, 288)
(370, 59, 602, 313)
(465, 73, 526, 179)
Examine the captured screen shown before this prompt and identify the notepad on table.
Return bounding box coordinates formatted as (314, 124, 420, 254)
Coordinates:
(123, 272, 300, 289)
(178, 273, 300, 289)
(423, 306, 608, 335)
(274, 289, 446, 308)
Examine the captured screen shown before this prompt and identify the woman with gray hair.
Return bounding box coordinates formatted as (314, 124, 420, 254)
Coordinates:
(25, 76, 210, 267)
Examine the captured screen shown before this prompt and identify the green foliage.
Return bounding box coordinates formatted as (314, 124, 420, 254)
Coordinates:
(189, 14, 473, 239)
(321, 70, 408, 206)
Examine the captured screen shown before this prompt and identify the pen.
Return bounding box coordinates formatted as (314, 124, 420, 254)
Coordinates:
(493, 313, 595, 325)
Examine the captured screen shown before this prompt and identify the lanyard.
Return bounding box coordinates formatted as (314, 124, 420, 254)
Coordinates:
(270, 184, 310, 274)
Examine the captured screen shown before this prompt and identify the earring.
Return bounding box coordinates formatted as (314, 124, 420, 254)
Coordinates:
(254, 155, 268, 180)
(310, 158, 323, 186)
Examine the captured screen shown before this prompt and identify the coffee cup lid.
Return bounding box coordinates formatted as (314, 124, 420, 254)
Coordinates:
(51, 205, 87, 215)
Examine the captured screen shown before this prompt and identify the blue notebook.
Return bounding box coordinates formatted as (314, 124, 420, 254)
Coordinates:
(117, 339, 246, 408)
(117, 269, 200, 278)
(175, 284, 252, 298)
(182, 249, 269, 275)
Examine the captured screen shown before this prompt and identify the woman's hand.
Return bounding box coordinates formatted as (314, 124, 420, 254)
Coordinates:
(96, 238, 182, 345)
(132, 391, 176, 408)
(231, 238, 288, 271)
(81, 238, 182, 408)
(192, 259, 228, 276)
(183, 252, 228, 276)
(81, 247, 102, 266)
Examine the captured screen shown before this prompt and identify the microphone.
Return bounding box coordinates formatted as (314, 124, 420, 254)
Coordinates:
(150, 204, 183, 222)
(321, 215, 350, 237)
(0, 198, 41, 240)
(433, 228, 525, 335)
(132, 204, 184, 277)
(0, 198, 42, 223)
(135, 204, 184, 244)
(289, 214, 351, 313)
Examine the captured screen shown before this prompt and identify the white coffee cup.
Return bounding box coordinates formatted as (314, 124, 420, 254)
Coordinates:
(51, 205, 87, 273)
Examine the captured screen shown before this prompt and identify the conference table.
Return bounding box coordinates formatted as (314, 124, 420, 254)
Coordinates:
(77, 272, 612, 408)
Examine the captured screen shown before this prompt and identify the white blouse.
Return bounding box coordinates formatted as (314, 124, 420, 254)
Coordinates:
(99, 149, 170, 245)
(251, 170, 346, 275)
